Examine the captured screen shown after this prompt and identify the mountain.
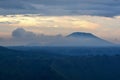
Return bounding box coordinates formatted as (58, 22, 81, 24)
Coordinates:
(65, 32, 113, 46)
(0, 46, 12, 51)
(67, 32, 98, 38)
(0, 46, 7, 50)
(0, 46, 20, 56)
(47, 32, 114, 46)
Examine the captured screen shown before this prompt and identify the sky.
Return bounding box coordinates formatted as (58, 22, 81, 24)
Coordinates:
(0, 0, 120, 45)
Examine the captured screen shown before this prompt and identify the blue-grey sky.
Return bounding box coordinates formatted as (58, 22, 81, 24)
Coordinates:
(0, 0, 120, 16)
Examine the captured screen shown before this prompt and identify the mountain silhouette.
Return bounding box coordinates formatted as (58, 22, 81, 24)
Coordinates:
(0, 46, 18, 54)
(65, 32, 113, 46)
(67, 32, 98, 38)
(0, 46, 10, 51)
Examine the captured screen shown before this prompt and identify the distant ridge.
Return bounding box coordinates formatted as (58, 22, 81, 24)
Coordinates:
(65, 32, 114, 46)
(0, 46, 9, 50)
(67, 32, 98, 38)
(0, 46, 17, 53)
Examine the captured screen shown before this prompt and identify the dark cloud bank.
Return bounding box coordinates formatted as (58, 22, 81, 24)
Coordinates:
(0, 0, 120, 16)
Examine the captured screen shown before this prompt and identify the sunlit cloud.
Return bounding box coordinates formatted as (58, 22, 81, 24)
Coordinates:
(0, 15, 100, 29)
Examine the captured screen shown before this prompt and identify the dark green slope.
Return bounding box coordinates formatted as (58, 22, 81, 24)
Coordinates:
(0, 46, 10, 51)
(1, 46, 120, 80)
(0, 46, 66, 80)
(51, 56, 120, 80)
(0, 55, 66, 80)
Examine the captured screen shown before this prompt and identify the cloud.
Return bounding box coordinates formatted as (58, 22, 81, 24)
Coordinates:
(2, 28, 63, 46)
(0, 15, 120, 44)
(0, 28, 115, 46)
(0, 15, 100, 29)
(0, 0, 35, 9)
(0, 0, 120, 16)
(12, 28, 36, 38)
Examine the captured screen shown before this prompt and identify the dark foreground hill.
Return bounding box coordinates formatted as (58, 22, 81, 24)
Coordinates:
(1, 46, 120, 80)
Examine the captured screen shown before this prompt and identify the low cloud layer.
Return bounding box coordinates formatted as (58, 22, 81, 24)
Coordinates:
(0, 28, 115, 46)
(0, 0, 120, 16)
(0, 28, 64, 46)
